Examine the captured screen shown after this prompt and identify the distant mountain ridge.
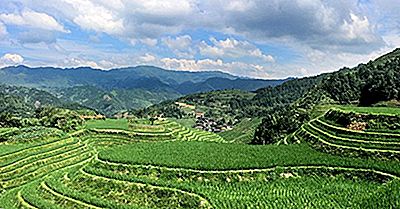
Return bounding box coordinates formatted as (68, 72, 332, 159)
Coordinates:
(0, 65, 285, 92)
(0, 65, 287, 115)
(135, 48, 400, 144)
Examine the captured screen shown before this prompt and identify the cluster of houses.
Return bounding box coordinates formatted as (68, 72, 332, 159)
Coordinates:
(194, 112, 233, 133)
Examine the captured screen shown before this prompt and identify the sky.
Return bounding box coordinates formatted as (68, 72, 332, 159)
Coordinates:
(0, 0, 399, 79)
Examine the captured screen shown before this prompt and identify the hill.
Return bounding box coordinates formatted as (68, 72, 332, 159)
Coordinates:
(0, 115, 399, 208)
(0, 65, 286, 93)
(0, 65, 287, 115)
(0, 84, 87, 117)
(137, 48, 400, 144)
(254, 48, 400, 144)
(53, 85, 181, 116)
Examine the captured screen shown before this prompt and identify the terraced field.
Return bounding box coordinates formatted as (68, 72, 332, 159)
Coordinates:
(295, 110, 400, 161)
(1, 112, 400, 208)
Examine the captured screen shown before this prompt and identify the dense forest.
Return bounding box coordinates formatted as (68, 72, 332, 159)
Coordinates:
(254, 48, 400, 144)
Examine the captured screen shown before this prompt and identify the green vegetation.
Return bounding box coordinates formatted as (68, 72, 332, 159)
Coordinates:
(0, 65, 285, 116)
(1, 49, 400, 208)
(135, 49, 400, 145)
(57, 85, 182, 117)
(171, 118, 196, 129)
(194, 177, 399, 209)
(336, 106, 400, 115)
(133, 90, 256, 121)
(218, 118, 261, 143)
(86, 119, 130, 130)
(1, 111, 400, 208)
(293, 109, 400, 161)
(98, 141, 400, 173)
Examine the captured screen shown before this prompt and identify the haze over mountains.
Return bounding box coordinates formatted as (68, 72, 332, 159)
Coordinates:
(0, 65, 287, 116)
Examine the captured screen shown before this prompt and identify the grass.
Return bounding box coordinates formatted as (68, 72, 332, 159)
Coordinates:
(187, 176, 399, 209)
(218, 117, 261, 143)
(295, 107, 400, 162)
(0, 143, 30, 156)
(311, 105, 400, 117)
(85, 119, 130, 130)
(336, 105, 400, 115)
(170, 118, 196, 129)
(85, 160, 400, 209)
(1, 109, 400, 208)
(98, 141, 400, 175)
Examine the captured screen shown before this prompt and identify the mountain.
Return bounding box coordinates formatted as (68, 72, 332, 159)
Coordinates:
(176, 77, 289, 94)
(0, 84, 87, 117)
(0, 65, 287, 115)
(0, 65, 281, 91)
(254, 48, 400, 144)
(136, 48, 400, 144)
(53, 85, 181, 116)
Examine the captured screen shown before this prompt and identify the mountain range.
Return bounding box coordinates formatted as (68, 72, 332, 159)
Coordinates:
(0, 65, 287, 116)
(137, 48, 400, 144)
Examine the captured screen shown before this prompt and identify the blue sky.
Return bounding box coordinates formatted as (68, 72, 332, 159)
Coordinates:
(0, 0, 399, 78)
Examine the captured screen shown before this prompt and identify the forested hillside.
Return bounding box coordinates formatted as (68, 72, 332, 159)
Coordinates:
(0, 65, 285, 116)
(137, 48, 400, 145)
(53, 86, 181, 116)
(254, 48, 400, 144)
(0, 84, 86, 117)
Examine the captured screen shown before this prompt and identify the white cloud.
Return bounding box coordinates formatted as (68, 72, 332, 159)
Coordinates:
(139, 53, 157, 63)
(63, 57, 100, 69)
(140, 38, 158, 46)
(160, 57, 271, 77)
(162, 35, 192, 51)
(199, 38, 275, 62)
(61, 57, 120, 70)
(226, 0, 255, 12)
(0, 53, 24, 67)
(62, 0, 124, 35)
(0, 10, 68, 33)
(10, 0, 387, 54)
(162, 35, 194, 58)
(204, 0, 385, 53)
(340, 13, 378, 43)
(0, 0, 398, 79)
(126, 0, 194, 16)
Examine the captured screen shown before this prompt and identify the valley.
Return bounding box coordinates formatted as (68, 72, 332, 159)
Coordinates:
(0, 106, 399, 208)
(0, 44, 399, 209)
(1, 1, 399, 208)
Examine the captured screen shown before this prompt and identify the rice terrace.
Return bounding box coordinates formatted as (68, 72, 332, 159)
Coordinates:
(1, 0, 400, 208)
(0, 105, 399, 208)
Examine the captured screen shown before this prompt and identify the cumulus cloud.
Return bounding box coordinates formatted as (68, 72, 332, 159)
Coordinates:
(202, 0, 385, 53)
(62, 0, 123, 35)
(163, 35, 192, 51)
(11, 0, 387, 53)
(139, 53, 157, 63)
(160, 57, 269, 77)
(140, 38, 158, 46)
(0, 10, 68, 33)
(63, 57, 100, 69)
(199, 38, 275, 62)
(162, 35, 194, 58)
(0, 53, 24, 67)
(61, 57, 121, 70)
(0, 0, 398, 78)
